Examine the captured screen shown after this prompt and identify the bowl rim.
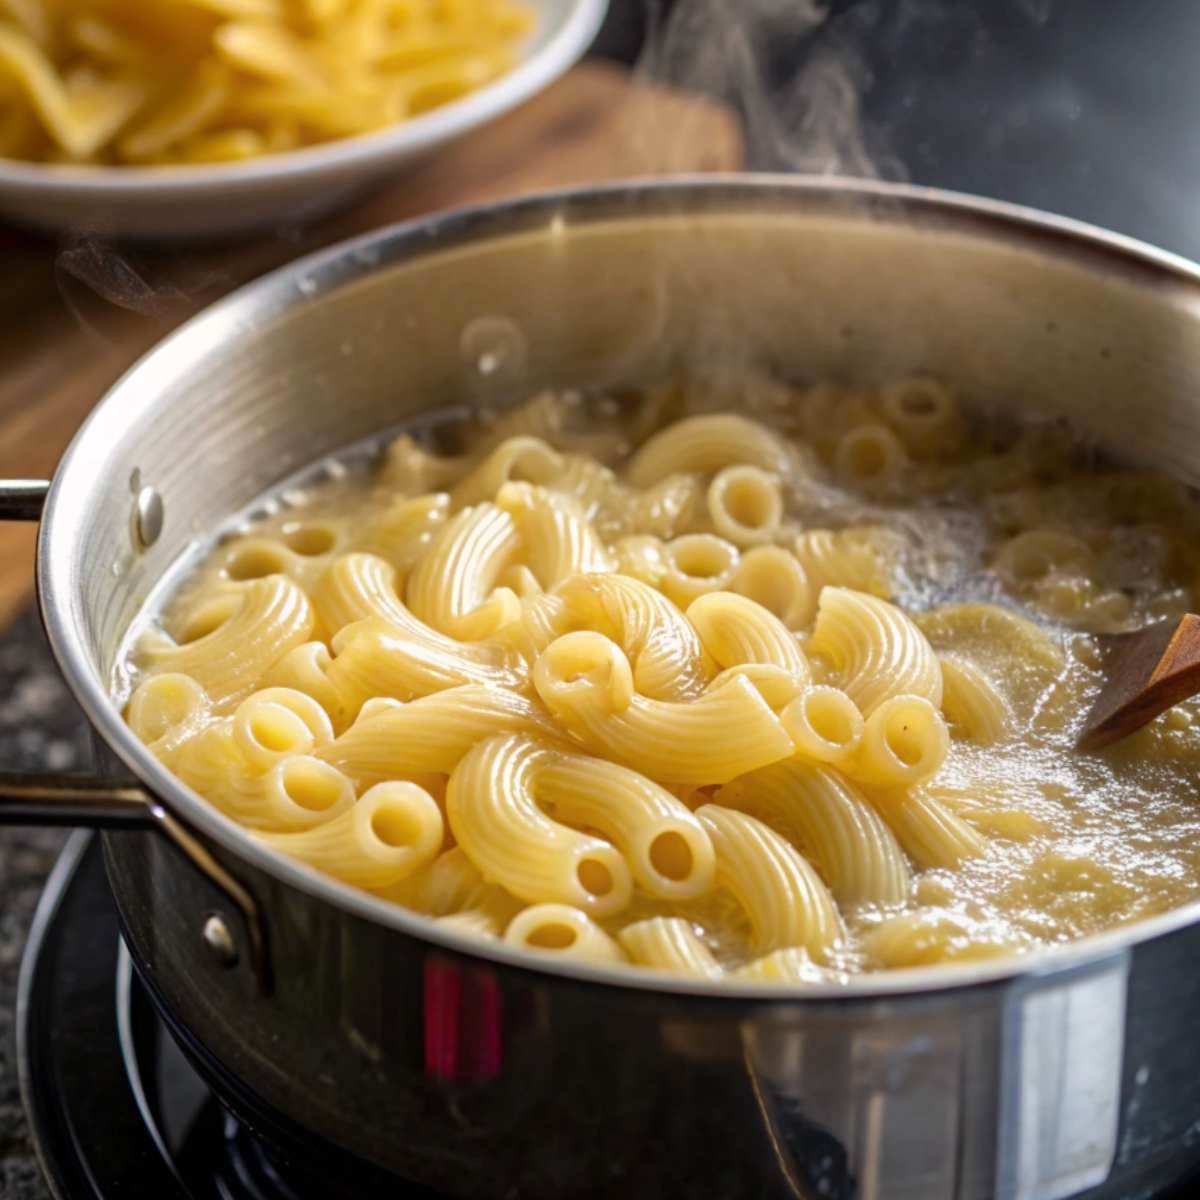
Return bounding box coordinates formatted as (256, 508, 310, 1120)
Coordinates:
(0, 0, 607, 194)
(40, 174, 1200, 1003)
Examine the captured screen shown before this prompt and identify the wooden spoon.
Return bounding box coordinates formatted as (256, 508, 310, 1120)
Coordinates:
(1077, 614, 1200, 750)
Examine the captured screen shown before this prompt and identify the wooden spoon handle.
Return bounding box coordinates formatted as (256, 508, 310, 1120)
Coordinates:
(1077, 613, 1200, 751)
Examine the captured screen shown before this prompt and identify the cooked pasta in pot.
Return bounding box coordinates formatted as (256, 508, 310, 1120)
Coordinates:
(121, 381, 1200, 981)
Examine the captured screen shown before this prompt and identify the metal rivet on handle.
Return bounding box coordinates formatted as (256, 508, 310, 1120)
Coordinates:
(202, 914, 239, 968)
(132, 485, 163, 550)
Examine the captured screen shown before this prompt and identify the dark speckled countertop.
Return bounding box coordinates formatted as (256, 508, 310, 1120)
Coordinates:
(0, 610, 94, 1200)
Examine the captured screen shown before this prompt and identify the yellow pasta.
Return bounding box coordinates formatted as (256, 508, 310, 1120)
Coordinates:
(716, 761, 909, 906)
(125, 672, 210, 759)
(355, 492, 449, 569)
(696, 804, 842, 958)
(731, 545, 814, 630)
(125, 393, 1200, 984)
(732, 947, 830, 984)
(863, 908, 1022, 968)
(834, 422, 909, 488)
(174, 724, 355, 831)
(447, 735, 634, 917)
(504, 904, 626, 964)
(938, 655, 1012, 743)
(705, 465, 783, 547)
(325, 615, 526, 717)
(495, 481, 613, 587)
(780, 685, 864, 764)
(317, 683, 559, 787)
(231, 686, 333, 770)
(617, 917, 722, 978)
(793, 528, 898, 599)
(842, 695, 949, 788)
(807, 587, 942, 716)
(626, 415, 792, 488)
(553, 572, 713, 701)
(0, 0, 534, 164)
(867, 786, 986, 870)
(448, 437, 564, 510)
(406, 502, 520, 639)
(139, 576, 314, 710)
(533, 632, 794, 785)
(659, 534, 740, 609)
(256, 780, 442, 888)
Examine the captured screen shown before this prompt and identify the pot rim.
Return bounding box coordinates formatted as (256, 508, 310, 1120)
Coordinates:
(40, 174, 1200, 1001)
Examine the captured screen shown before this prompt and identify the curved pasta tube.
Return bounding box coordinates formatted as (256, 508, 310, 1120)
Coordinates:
(607, 474, 703, 540)
(687, 591, 810, 686)
(533, 747, 715, 900)
(781, 686, 864, 764)
(503, 904, 626, 964)
(696, 804, 842, 957)
(355, 492, 450, 569)
(231, 686, 334, 770)
(834, 422, 909, 487)
(495, 481, 613, 587)
(142, 576, 314, 710)
(732, 947, 829, 984)
(173, 725, 355, 830)
(732, 546, 814, 630)
(880, 377, 962, 457)
(716, 761, 909, 906)
(312, 551, 414, 636)
(706, 465, 783, 546)
(449, 436, 564, 509)
(660, 534, 739, 609)
(617, 918, 722, 977)
(406, 503, 520, 638)
(256, 781, 443, 888)
(625, 414, 791, 488)
(262, 642, 344, 730)
(867, 787, 986, 869)
(610, 535, 668, 586)
(219, 537, 299, 584)
(379, 435, 464, 494)
(921, 782, 1048, 842)
(534, 633, 794, 785)
(939, 655, 1012, 743)
(554, 572, 713, 701)
(991, 529, 1094, 587)
(125, 672, 210, 760)
(842, 695, 949, 788)
(326, 616, 527, 717)
(707, 664, 805, 711)
(863, 908, 1021, 968)
(317, 684, 560, 786)
(447, 736, 634, 917)
(808, 588, 942, 716)
(793, 528, 898, 599)
(379, 845, 520, 935)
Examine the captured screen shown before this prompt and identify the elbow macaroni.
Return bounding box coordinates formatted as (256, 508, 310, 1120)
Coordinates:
(125, 389, 1200, 983)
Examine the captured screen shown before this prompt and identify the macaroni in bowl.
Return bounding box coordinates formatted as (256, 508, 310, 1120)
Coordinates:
(122, 381, 1200, 981)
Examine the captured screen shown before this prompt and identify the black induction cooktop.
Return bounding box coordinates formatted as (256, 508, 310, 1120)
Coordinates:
(16, 832, 440, 1200)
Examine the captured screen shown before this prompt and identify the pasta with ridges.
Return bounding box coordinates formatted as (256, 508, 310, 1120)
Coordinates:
(123, 385, 1200, 984)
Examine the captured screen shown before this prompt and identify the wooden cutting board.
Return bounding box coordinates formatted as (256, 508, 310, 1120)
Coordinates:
(0, 62, 742, 630)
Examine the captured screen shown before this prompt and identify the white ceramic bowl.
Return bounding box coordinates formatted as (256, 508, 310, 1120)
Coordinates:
(0, 0, 607, 240)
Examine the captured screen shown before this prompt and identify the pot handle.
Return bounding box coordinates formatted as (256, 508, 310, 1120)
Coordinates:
(0, 481, 271, 994)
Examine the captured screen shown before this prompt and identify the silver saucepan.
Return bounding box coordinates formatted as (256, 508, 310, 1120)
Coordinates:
(4, 178, 1200, 1200)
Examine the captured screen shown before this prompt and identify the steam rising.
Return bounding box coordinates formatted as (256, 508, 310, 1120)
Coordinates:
(634, 0, 897, 178)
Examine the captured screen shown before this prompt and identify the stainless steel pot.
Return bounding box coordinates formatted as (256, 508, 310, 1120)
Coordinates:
(5, 177, 1200, 1200)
